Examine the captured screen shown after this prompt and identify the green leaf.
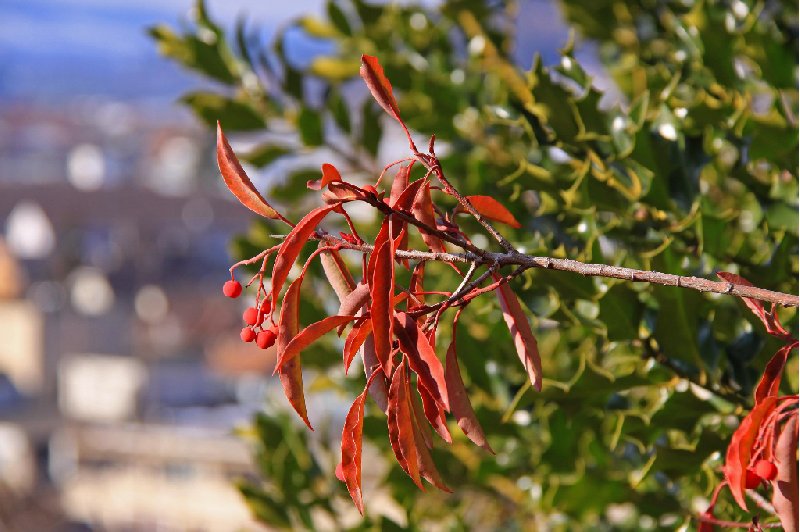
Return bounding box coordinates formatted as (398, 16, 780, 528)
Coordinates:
(148, 24, 237, 84)
(598, 284, 642, 341)
(180, 92, 265, 131)
(327, 0, 352, 35)
(298, 106, 324, 146)
(242, 144, 292, 168)
(360, 98, 382, 157)
(328, 89, 351, 134)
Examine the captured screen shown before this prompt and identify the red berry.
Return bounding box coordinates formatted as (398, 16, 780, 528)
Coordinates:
(260, 299, 272, 315)
(256, 329, 277, 349)
(754, 459, 778, 481)
(223, 280, 242, 298)
(243, 307, 261, 326)
(745, 468, 763, 489)
(240, 328, 256, 343)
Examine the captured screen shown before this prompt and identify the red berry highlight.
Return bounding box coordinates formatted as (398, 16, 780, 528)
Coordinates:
(744, 468, 763, 489)
(243, 307, 261, 326)
(223, 280, 242, 298)
(240, 328, 256, 343)
(256, 329, 277, 349)
(754, 459, 778, 481)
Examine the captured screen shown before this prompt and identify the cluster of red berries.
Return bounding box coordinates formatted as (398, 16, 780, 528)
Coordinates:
(223, 280, 277, 349)
(744, 459, 779, 489)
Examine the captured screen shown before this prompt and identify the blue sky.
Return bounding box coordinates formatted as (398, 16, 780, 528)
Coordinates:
(0, 0, 577, 106)
(0, 0, 328, 104)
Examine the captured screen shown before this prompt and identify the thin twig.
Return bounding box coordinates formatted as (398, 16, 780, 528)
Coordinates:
(413, 152, 518, 254)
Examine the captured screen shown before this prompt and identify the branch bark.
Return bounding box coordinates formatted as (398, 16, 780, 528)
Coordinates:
(315, 232, 799, 308)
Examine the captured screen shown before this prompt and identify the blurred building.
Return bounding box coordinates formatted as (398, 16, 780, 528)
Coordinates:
(0, 101, 277, 531)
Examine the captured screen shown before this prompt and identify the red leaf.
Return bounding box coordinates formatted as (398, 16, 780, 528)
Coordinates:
(771, 415, 799, 532)
(495, 277, 542, 391)
(370, 237, 395, 376)
(366, 220, 389, 281)
(393, 311, 449, 411)
(344, 319, 373, 374)
(337, 283, 371, 332)
(361, 333, 389, 412)
(754, 341, 798, 404)
(410, 385, 434, 449)
(412, 182, 447, 253)
(341, 390, 368, 514)
(417, 380, 452, 444)
(457, 196, 521, 229)
(275, 315, 357, 372)
(697, 482, 727, 532)
(724, 395, 779, 510)
(270, 205, 335, 308)
(392, 178, 425, 212)
(445, 312, 494, 453)
(408, 261, 426, 307)
(319, 245, 356, 302)
(389, 164, 412, 207)
(387, 361, 424, 489)
(408, 387, 451, 492)
(216, 122, 289, 223)
(322, 182, 360, 203)
(717, 272, 790, 338)
(307, 163, 342, 190)
(277, 276, 312, 429)
(360, 55, 402, 124)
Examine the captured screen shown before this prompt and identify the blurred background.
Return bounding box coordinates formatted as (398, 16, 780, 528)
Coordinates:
(0, 1, 575, 530)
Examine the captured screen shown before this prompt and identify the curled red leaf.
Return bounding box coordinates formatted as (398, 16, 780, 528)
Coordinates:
(724, 395, 779, 510)
(717, 272, 791, 339)
(409, 389, 451, 492)
(417, 380, 452, 444)
(410, 386, 434, 449)
(412, 182, 447, 254)
(754, 341, 798, 405)
(270, 205, 335, 309)
(344, 318, 372, 374)
(216, 122, 289, 224)
(277, 276, 312, 429)
(392, 178, 425, 213)
(393, 311, 449, 411)
(370, 234, 395, 376)
(495, 277, 542, 391)
(389, 164, 412, 207)
(387, 361, 424, 489)
(307, 163, 342, 190)
(275, 315, 357, 372)
(341, 390, 368, 514)
(360, 55, 402, 124)
(408, 260, 426, 307)
(337, 283, 370, 333)
(697, 482, 727, 532)
(361, 333, 389, 412)
(457, 195, 521, 229)
(319, 245, 356, 302)
(445, 311, 494, 453)
(322, 182, 360, 203)
(771, 415, 799, 532)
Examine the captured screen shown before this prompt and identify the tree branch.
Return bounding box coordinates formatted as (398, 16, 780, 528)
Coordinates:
(313, 234, 799, 308)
